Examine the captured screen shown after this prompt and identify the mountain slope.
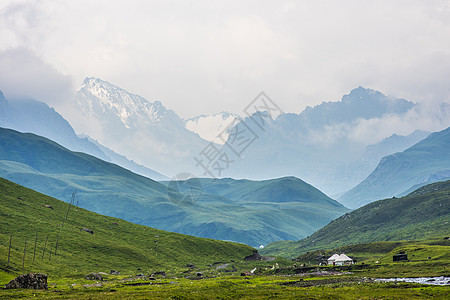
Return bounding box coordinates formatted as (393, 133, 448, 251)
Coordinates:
(0, 176, 253, 276)
(69, 77, 210, 176)
(328, 130, 430, 197)
(339, 127, 450, 208)
(82, 135, 167, 180)
(261, 180, 450, 258)
(0, 92, 108, 161)
(0, 127, 348, 246)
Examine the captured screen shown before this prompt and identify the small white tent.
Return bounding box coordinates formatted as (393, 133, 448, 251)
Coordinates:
(327, 253, 353, 266)
(327, 253, 340, 265)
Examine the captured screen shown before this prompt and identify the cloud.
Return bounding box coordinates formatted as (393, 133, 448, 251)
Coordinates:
(348, 101, 450, 145)
(1, 1, 450, 119)
(0, 47, 74, 105)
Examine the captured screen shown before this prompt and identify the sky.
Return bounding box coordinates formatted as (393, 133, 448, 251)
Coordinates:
(1, 0, 450, 119)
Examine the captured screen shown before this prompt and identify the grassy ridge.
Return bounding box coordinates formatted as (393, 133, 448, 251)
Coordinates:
(0, 177, 254, 279)
(262, 180, 450, 258)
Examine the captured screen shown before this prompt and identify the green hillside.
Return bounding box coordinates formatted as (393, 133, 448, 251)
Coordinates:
(262, 180, 450, 258)
(0, 176, 253, 278)
(0, 127, 348, 247)
(197, 177, 342, 207)
(339, 127, 450, 208)
(163, 177, 349, 247)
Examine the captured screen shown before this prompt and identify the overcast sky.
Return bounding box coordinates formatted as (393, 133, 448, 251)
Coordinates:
(1, 0, 450, 119)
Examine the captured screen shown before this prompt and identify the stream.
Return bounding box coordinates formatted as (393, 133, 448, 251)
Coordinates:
(375, 276, 450, 285)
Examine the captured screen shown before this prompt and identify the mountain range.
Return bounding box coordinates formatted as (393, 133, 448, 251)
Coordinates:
(63, 80, 443, 196)
(0, 127, 349, 247)
(2, 78, 450, 249)
(214, 87, 425, 195)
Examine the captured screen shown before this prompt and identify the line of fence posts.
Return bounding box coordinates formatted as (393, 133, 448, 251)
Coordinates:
(4, 191, 77, 269)
(5, 235, 51, 269)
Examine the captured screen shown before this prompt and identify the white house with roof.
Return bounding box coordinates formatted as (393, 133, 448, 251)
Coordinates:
(327, 253, 353, 266)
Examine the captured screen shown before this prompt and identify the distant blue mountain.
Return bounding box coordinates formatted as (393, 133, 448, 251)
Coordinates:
(219, 87, 420, 195)
(297, 86, 414, 128)
(339, 126, 450, 208)
(0, 90, 167, 180)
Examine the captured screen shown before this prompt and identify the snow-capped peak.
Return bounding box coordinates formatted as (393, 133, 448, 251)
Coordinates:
(76, 77, 174, 128)
(185, 112, 239, 144)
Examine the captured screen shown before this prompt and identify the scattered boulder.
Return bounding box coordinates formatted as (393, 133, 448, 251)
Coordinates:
(41, 205, 54, 210)
(112, 222, 119, 226)
(85, 273, 103, 281)
(153, 271, 166, 277)
(110, 270, 120, 275)
(196, 272, 203, 277)
(186, 263, 197, 269)
(241, 272, 253, 276)
(244, 250, 262, 261)
(5, 273, 48, 289)
(215, 263, 230, 270)
(81, 228, 94, 235)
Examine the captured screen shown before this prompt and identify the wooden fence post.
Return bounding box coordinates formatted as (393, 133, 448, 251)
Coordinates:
(7, 235, 12, 268)
(42, 236, 48, 260)
(22, 240, 27, 269)
(33, 233, 37, 262)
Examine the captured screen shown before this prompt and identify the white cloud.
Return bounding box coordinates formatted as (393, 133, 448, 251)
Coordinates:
(0, 0, 449, 119)
(0, 47, 74, 105)
(348, 101, 450, 144)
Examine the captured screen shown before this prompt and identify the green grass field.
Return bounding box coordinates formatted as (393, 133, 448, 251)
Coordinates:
(1, 177, 449, 299)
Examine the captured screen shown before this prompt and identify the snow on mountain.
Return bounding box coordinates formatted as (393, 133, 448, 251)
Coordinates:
(185, 112, 239, 144)
(75, 77, 183, 129)
(70, 78, 210, 177)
